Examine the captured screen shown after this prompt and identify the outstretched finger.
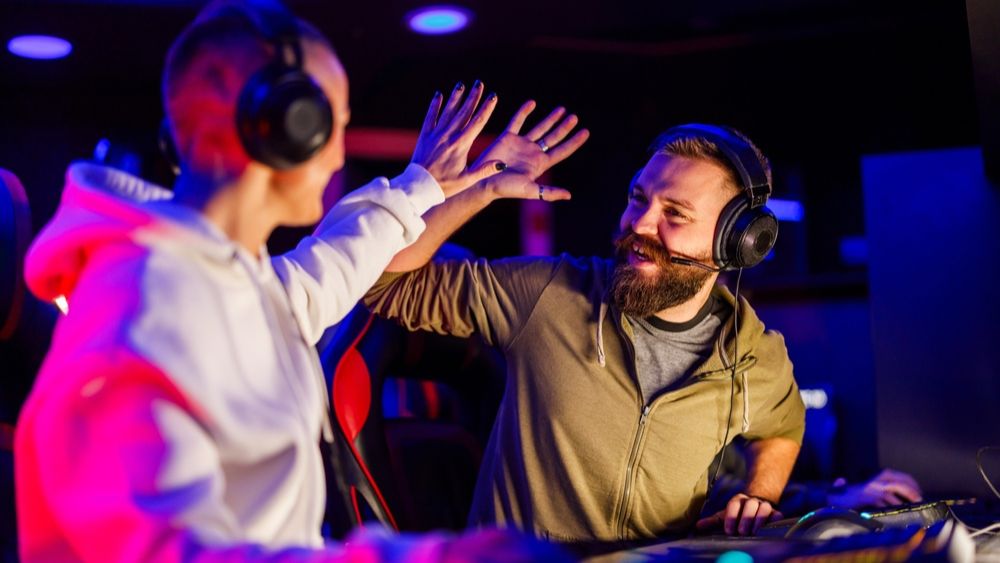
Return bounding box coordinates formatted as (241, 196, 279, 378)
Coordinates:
(462, 159, 508, 188)
(419, 91, 444, 135)
(446, 80, 485, 134)
(537, 184, 572, 202)
(538, 114, 579, 147)
(524, 106, 566, 142)
(545, 129, 591, 166)
(506, 100, 537, 134)
(438, 81, 468, 128)
(458, 91, 498, 146)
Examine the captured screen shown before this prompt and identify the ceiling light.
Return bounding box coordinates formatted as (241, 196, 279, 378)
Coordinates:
(8, 35, 73, 60)
(406, 6, 471, 35)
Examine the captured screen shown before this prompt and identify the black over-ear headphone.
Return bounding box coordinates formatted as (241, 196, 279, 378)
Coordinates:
(161, 1, 334, 172)
(659, 124, 778, 271)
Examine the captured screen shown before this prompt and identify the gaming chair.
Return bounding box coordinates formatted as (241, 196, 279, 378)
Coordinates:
(319, 302, 504, 535)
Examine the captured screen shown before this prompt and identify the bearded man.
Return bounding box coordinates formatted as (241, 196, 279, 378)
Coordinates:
(363, 113, 805, 542)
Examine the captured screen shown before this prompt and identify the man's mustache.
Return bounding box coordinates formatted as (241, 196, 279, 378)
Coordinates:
(613, 230, 672, 268)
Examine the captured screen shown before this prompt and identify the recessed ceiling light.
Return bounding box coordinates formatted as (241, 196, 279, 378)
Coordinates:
(8, 35, 73, 60)
(406, 6, 471, 35)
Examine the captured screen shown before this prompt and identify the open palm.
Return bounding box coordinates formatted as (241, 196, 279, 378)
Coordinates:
(474, 101, 589, 181)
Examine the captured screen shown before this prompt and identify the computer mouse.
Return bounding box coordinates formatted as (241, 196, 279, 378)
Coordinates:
(784, 507, 884, 540)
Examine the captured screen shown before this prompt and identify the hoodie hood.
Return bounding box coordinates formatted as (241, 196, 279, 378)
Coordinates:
(25, 163, 238, 303)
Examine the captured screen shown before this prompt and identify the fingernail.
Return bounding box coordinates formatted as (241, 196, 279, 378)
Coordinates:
(495, 162, 507, 171)
(473, 79, 482, 89)
(487, 92, 497, 102)
(434, 91, 442, 99)
(454, 81, 465, 91)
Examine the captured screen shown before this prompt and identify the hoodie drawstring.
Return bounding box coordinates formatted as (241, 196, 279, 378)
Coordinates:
(741, 371, 751, 433)
(596, 300, 607, 367)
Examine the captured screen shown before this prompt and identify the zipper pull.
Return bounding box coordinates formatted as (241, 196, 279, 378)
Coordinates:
(640, 405, 650, 423)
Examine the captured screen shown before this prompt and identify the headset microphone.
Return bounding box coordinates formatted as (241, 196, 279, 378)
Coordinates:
(670, 256, 723, 272)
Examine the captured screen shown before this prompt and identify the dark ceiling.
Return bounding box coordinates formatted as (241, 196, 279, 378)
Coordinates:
(0, 0, 979, 279)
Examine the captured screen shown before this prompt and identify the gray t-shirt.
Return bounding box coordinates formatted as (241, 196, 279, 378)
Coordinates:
(628, 293, 731, 404)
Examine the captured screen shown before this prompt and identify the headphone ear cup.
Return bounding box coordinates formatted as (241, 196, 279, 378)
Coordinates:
(236, 63, 334, 170)
(734, 207, 778, 269)
(714, 198, 779, 270)
(714, 196, 746, 269)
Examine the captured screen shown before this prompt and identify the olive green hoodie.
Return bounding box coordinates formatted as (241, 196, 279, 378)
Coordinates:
(365, 254, 804, 541)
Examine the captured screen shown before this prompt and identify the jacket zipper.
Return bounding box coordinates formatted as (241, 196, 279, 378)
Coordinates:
(617, 404, 650, 539)
(612, 312, 645, 540)
(610, 305, 754, 539)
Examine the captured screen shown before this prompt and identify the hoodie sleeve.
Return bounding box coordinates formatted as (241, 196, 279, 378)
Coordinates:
(363, 256, 562, 349)
(16, 350, 486, 562)
(271, 164, 444, 345)
(741, 331, 806, 444)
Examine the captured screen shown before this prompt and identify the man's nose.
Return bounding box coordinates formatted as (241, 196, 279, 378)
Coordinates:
(631, 207, 660, 237)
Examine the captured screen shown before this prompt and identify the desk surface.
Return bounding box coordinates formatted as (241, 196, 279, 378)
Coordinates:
(578, 502, 998, 562)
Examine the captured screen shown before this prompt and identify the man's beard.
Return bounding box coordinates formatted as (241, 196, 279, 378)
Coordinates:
(610, 230, 713, 318)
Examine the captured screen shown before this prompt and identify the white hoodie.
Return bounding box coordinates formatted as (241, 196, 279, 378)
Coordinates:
(15, 162, 444, 561)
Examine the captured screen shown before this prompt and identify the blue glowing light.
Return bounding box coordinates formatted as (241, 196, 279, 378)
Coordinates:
(839, 236, 868, 266)
(768, 198, 804, 222)
(93, 139, 112, 162)
(8, 35, 73, 60)
(717, 550, 754, 563)
(407, 6, 471, 35)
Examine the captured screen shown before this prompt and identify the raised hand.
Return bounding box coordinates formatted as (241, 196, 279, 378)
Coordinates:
(382, 101, 578, 274)
(473, 100, 590, 181)
(410, 80, 506, 198)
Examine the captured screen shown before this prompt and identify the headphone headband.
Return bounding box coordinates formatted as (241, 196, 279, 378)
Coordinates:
(662, 124, 771, 207)
(211, 1, 304, 68)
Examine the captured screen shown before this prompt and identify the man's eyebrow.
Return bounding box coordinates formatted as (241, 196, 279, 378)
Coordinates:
(630, 183, 695, 212)
(661, 196, 695, 212)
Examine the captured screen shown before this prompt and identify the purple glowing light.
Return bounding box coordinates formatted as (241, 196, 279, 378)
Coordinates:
(8, 35, 73, 60)
(407, 6, 471, 35)
(768, 198, 804, 222)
